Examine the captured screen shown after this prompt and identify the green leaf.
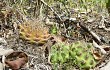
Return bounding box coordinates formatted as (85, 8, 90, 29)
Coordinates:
(50, 26, 57, 34)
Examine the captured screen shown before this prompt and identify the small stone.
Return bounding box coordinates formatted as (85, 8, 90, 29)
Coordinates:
(0, 62, 3, 70)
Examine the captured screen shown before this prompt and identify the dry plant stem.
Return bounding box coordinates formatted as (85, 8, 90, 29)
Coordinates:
(43, 40, 54, 64)
(79, 23, 101, 43)
(99, 24, 110, 31)
(98, 17, 110, 32)
(93, 40, 106, 54)
(34, 0, 41, 17)
(103, 28, 110, 31)
(40, 0, 62, 21)
(89, 30, 101, 42)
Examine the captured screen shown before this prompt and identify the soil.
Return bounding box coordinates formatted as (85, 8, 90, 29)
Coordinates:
(0, 1, 110, 70)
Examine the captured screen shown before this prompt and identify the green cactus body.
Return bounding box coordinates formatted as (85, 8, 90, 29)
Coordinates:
(50, 43, 70, 64)
(70, 41, 96, 69)
(50, 41, 97, 69)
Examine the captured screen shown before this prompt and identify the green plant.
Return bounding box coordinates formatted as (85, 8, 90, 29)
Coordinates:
(50, 25, 58, 34)
(70, 41, 96, 69)
(50, 43, 70, 64)
(50, 41, 97, 70)
(106, 0, 110, 14)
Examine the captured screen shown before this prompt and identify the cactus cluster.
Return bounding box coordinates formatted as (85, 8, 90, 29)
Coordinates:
(50, 41, 97, 69)
(70, 41, 96, 69)
(18, 20, 50, 45)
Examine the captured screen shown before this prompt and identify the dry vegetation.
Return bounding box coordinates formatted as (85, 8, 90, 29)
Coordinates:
(0, 0, 110, 70)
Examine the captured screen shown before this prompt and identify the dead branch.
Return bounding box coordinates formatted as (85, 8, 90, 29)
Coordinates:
(40, 0, 62, 21)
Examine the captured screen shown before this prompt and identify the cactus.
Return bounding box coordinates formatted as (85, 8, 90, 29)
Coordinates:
(50, 43, 70, 64)
(18, 20, 50, 45)
(50, 41, 97, 69)
(70, 41, 96, 69)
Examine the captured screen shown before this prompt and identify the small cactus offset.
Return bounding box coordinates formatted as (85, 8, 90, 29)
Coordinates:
(50, 41, 97, 69)
(50, 43, 70, 64)
(18, 20, 50, 45)
(70, 41, 96, 69)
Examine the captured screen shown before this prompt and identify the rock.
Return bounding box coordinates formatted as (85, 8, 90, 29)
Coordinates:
(0, 62, 3, 70)
(0, 49, 14, 56)
(100, 61, 110, 70)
